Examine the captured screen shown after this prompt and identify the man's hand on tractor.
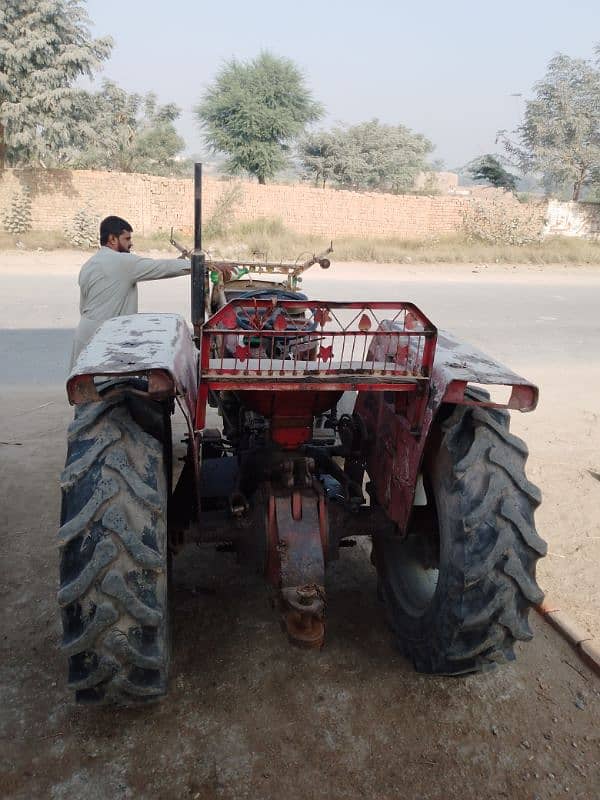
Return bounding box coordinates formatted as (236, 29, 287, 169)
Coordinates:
(210, 265, 248, 284)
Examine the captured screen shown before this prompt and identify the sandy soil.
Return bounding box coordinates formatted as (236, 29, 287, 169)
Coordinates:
(1, 252, 599, 798)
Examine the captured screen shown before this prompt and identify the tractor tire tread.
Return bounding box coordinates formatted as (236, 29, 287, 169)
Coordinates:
(434, 403, 542, 671)
(378, 396, 545, 675)
(58, 399, 169, 704)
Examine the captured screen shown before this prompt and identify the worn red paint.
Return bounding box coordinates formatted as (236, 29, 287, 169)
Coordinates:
(66, 297, 539, 649)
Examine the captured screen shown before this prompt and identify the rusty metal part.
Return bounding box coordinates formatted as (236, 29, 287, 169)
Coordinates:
(282, 608, 325, 649)
(169, 228, 191, 258)
(281, 584, 326, 649)
(270, 491, 327, 588)
(202, 243, 333, 291)
(281, 584, 325, 614)
(276, 496, 327, 649)
(291, 490, 302, 521)
(261, 465, 329, 648)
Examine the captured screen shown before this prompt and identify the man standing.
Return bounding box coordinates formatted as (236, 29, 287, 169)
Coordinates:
(69, 216, 190, 370)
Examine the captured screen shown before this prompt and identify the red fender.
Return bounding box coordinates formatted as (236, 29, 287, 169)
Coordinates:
(355, 328, 538, 533)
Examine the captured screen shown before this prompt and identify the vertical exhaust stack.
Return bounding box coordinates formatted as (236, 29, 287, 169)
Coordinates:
(191, 162, 206, 337)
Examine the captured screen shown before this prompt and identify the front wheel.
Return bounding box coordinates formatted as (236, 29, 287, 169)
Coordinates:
(373, 401, 546, 674)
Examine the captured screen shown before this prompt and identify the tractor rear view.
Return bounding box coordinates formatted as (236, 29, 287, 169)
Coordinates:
(58, 165, 546, 704)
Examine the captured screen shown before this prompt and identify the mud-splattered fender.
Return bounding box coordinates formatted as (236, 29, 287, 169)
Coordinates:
(432, 330, 537, 412)
(355, 329, 538, 533)
(66, 313, 198, 419)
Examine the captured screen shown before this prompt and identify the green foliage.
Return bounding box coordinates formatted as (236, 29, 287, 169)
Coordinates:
(234, 217, 288, 238)
(68, 206, 98, 248)
(0, 0, 112, 166)
(298, 130, 340, 188)
(299, 120, 433, 193)
(462, 197, 543, 246)
(203, 183, 244, 239)
(195, 51, 323, 184)
(499, 45, 600, 200)
(70, 81, 187, 175)
(2, 188, 32, 234)
(468, 155, 518, 192)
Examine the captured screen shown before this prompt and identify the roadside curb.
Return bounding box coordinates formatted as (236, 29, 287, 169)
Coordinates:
(536, 600, 600, 677)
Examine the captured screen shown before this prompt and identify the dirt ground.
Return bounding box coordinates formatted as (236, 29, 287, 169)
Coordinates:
(1, 253, 599, 798)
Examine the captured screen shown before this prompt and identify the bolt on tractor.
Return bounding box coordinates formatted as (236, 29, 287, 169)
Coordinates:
(59, 165, 546, 704)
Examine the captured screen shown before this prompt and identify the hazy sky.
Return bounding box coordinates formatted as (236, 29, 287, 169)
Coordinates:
(86, 0, 599, 170)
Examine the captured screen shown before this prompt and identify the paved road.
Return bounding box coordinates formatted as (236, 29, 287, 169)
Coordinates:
(1, 262, 600, 385)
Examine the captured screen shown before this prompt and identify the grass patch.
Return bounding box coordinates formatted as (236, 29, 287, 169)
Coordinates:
(205, 219, 600, 265)
(0, 230, 69, 250)
(0, 231, 177, 256)
(133, 231, 175, 251)
(0, 229, 180, 252)
(2, 222, 600, 264)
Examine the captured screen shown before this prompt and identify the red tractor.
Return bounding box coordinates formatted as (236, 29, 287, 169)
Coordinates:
(58, 166, 546, 704)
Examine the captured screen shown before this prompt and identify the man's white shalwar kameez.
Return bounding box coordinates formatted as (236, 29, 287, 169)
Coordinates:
(69, 247, 190, 371)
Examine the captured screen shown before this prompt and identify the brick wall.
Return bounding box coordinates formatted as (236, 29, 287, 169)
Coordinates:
(0, 167, 475, 240)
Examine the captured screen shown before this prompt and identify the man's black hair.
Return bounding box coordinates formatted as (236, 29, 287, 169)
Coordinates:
(100, 216, 133, 246)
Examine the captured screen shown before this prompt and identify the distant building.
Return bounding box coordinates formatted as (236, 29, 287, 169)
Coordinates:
(413, 171, 459, 194)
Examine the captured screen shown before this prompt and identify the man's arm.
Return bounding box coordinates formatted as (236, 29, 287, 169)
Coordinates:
(128, 254, 190, 282)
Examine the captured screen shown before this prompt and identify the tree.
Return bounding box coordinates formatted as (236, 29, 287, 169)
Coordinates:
(298, 129, 343, 188)
(299, 120, 433, 193)
(499, 45, 600, 200)
(195, 51, 323, 184)
(71, 81, 187, 175)
(468, 154, 518, 192)
(0, 0, 112, 167)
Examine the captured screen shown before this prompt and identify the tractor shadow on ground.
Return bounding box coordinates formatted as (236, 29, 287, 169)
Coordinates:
(169, 536, 410, 684)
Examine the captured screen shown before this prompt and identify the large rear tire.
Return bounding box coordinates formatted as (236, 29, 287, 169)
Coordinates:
(373, 399, 546, 674)
(58, 397, 171, 703)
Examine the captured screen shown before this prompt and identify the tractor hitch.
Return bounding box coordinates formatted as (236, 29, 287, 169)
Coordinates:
(280, 584, 326, 649)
